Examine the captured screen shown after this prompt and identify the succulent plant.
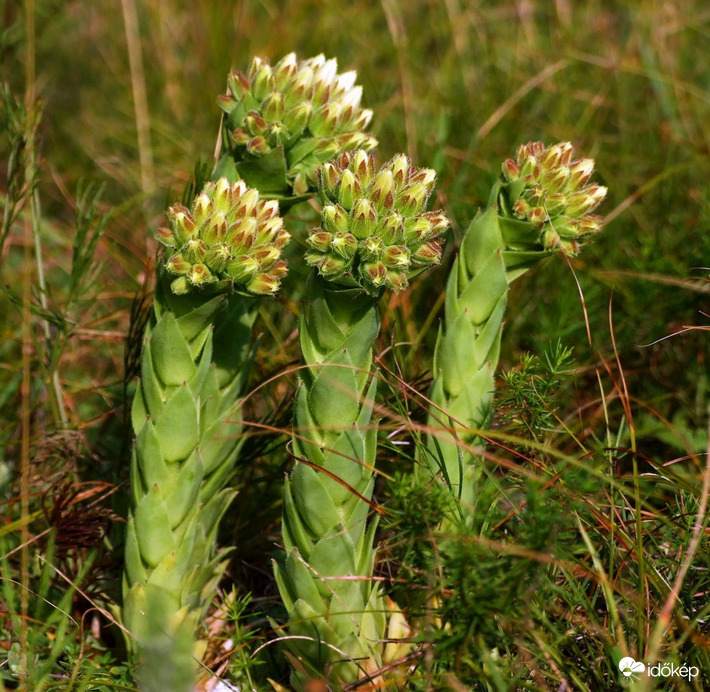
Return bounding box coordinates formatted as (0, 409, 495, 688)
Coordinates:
(216, 53, 377, 204)
(123, 180, 289, 692)
(423, 141, 606, 516)
(274, 151, 449, 688)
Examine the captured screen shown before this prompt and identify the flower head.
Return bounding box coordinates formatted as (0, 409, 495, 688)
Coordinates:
(499, 141, 607, 255)
(156, 178, 289, 296)
(305, 151, 449, 293)
(218, 53, 377, 198)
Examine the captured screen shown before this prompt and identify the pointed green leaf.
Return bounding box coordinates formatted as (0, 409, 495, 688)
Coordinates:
(155, 385, 199, 462)
(134, 483, 176, 568)
(291, 464, 340, 538)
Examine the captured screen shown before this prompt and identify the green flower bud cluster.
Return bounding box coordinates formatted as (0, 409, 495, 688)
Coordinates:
(218, 53, 377, 198)
(156, 178, 289, 296)
(499, 141, 607, 256)
(305, 150, 449, 294)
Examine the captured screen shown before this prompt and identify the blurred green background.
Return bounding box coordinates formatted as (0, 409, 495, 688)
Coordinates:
(2, 1, 710, 688)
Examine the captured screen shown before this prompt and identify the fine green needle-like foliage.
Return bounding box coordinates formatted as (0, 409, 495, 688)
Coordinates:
(424, 142, 607, 518)
(123, 178, 289, 692)
(274, 150, 449, 689)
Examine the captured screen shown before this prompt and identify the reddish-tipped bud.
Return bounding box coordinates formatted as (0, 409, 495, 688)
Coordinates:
(350, 198, 377, 239)
(566, 184, 607, 217)
(568, 158, 595, 189)
(502, 158, 520, 182)
(336, 168, 360, 210)
(156, 227, 176, 247)
(383, 244, 410, 269)
(359, 236, 385, 261)
(331, 232, 357, 259)
(499, 141, 607, 256)
(322, 204, 350, 235)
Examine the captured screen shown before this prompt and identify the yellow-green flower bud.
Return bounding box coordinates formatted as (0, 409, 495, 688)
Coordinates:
(383, 244, 410, 268)
(398, 182, 430, 217)
(192, 193, 212, 225)
(389, 154, 410, 190)
(227, 254, 259, 282)
(283, 102, 312, 136)
(359, 235, 385, 260)
(250, 59, 275, 101)
(165, 253, 190, 275)
(368, 169, 395, 213)
(155, 226, 176, 247)
(247, 136, 269, 156)
(306, 230, 333, 254)
(264, 122, 289, 147)
(541, 165, 570, 194)
(261, 92, 285, 123)
(411, 239, 442, 265)
(350, 198, 377, 239)
(566, 184, 607, 217)
(539, 141, 573, 170)
(362, 260, 386, 287)
(502, 158, 520, 182)
(226, 217, 257, 248)
(568, 158, 595, 188)
(227, 71, 250, 102)
(187, 263, 214, 287)
(184, 238, 208, 263)
(246, 263, 287, 294)
(379, 212, 404, 244)
(204, 243, 232, 272)
(577, 214, 603, 235)
(166, 204, 196, 245)
(274, 52, 298, 90)
(336, 168, 360, 210)
(331, 232, 357, 259)
(244, 111, 267, 135)
(322, 204, 350, 235)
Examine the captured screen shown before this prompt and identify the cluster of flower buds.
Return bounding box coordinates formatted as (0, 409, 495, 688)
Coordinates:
(305, 150, 449, 293)
(156, 178, 289, 295)
(219, 53, 378, 196)
(501, 141, 607, 253)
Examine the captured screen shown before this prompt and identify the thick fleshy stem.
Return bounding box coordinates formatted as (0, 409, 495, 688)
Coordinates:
(122, 180, 289, 692)
(423, 141, 607, 519)
(274, 151, 448, 689)
(276, 276, 386, 687)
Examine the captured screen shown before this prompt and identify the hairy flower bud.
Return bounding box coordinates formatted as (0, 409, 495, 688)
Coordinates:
(305, 151, 449, 293)
(156, 178, 289, 295)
